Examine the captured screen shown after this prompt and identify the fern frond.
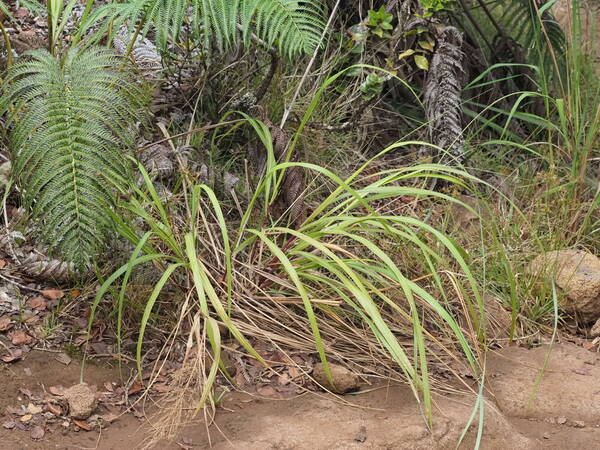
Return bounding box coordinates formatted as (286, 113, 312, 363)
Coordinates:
(84, 0, 326, 58)
(239, 0, 325, 58)
(0, 47, 148, 265)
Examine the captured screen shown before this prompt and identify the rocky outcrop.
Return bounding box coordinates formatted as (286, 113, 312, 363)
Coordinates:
(529, 250, 600, 322)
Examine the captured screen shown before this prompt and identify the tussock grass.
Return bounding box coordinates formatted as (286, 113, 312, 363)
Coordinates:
(89, 116, 487, 444)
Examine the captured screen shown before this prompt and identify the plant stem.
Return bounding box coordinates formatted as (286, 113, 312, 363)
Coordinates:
(72, 0, 96, 45)
(125, 20, 145, 58)
(0, 19, 12, 68)
(280, 0, 341, 129)
(47, 4, 54, 55)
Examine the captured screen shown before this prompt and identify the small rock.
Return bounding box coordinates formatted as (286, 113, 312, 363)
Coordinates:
(591, 318, 600, 338)
(26, 403, 43, 415)
(63, 384, 97, 420)
(30, 425, 45, 441)
(312, 363, 360, 394)
(528, 250, 600, 322)
(449, 195, 482, 231)
(354, 425, 367, 443)
(542, 432, 551, 439)
(557, 416, 567, 425)
(54, 353, 72, 366)
(572, 420, 585, 428)
(483, 293, 512, 341)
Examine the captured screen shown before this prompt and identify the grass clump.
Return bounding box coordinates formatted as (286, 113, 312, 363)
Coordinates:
(89, 111, 487, 440)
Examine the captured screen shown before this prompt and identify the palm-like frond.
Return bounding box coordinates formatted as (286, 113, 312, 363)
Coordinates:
(84, 0, 188, 50)
(459, 0, 565, 75)
(0, 47, 148, 265)
(202, 0, 325, 58)
(85, 0, 326, 58)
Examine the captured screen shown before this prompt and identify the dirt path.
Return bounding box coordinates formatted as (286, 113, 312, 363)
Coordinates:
(1, 343, 599, 449)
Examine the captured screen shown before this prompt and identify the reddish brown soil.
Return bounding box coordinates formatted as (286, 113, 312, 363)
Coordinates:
(1, 344, 600, 449)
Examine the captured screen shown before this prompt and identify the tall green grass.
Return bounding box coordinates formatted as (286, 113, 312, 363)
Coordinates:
(458, 0, 599, 336)
(91, 139, 485, 414)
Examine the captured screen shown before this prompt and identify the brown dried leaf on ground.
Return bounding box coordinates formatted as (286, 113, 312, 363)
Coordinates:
(48, 385, 65, 396)
(27, 297, 47, 311)
(9, 330, 33, 345)
(127, 380, 145, 396)
(73, 420, 92, 431)
(1, 348, 23, 362)
(41, 289, 64, 300)
(0, 316, 14, 331)
(8, 330, 33, 345)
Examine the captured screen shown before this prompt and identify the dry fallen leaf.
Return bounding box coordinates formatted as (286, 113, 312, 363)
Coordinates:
(45, 403, 62, 416)
(2, 420, 15, 429)
(583, 341, 596, 350)
(19, 414, 33, 423)
(127, 380, 144, 396)
(2, 349, 23, 363)
(30, 425, 45, 440)
(153, 383, 171, 393)
(0, 316, 14, 331)
(101, 412, 119, 423)
(0, 260, 7, 269)
(27, 297, 47, 311)
(70, 289, 81, 298)
(73, 420, 92, 431)
(9, 330, 33, 345)
(277, 373, 290, 385)
(48, 386, 65, 396)
(41, 289, 64, 300)
(257, 385, 277, 397)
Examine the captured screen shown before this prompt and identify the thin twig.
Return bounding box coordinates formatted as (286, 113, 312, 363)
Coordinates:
(138, 119, 245, 152)
(280, 0, 341, 128)
(0, 272, 43, 292)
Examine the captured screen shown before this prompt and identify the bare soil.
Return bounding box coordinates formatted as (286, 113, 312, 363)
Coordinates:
(0, 343, 599, 449)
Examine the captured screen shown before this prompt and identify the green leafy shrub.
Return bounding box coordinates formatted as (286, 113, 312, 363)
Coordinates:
(0, 47, 149, 265)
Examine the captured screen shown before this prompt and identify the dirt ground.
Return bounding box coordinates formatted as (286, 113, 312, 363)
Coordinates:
(0, 343, 599, 449)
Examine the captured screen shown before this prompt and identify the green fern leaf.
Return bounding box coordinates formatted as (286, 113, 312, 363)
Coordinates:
(85, 0, 326, 58)
(0, 47, 149, 266)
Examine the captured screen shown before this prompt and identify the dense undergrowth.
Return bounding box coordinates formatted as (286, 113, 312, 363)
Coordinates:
(0, 0, 598, 447)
